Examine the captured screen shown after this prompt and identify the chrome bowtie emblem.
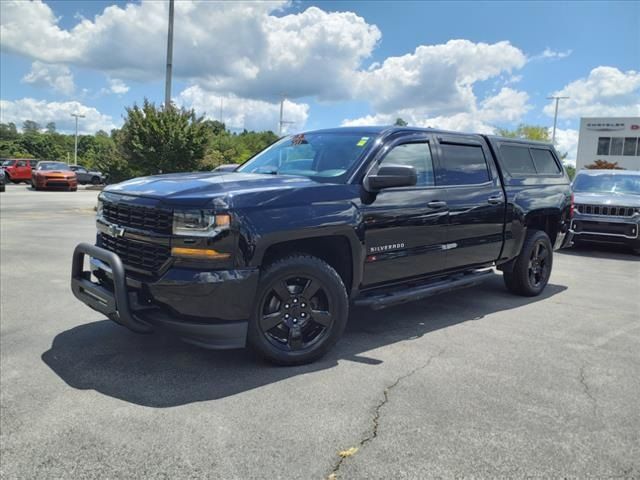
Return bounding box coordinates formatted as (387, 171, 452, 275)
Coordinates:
(108, 224, 125, 238)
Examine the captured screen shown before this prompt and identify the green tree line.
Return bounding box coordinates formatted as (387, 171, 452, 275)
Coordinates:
(0, 99, 278, 182)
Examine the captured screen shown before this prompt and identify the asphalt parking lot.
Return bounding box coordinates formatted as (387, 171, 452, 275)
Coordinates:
(1, 182, 639, 479)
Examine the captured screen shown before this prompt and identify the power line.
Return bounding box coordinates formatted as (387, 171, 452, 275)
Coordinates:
(547, 96, 569, 145)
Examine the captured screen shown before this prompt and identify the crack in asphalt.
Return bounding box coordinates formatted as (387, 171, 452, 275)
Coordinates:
(327, 347, 446, 479)
(579, 364, 598, 418)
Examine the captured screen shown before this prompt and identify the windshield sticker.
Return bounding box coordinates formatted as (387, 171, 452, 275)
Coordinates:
(356, 137, 369, 147)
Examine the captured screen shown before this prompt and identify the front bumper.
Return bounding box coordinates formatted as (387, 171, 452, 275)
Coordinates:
(36, 177, 78, 189)
(71, 243, 259, 349)
(570, 214, 640, 248)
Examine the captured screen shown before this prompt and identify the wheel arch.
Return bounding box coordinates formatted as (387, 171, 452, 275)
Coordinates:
(259, 234, 359, 296)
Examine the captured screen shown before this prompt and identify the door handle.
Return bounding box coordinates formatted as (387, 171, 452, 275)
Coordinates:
(427, 200, 447, 208)
(487, 195, 504, 205)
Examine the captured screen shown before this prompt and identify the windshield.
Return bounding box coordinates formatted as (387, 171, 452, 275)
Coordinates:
(573, 173, 640, 195)
(237, 132, 374, 183)
(2, 160, 16, 166)
(38, 162, 69, 171)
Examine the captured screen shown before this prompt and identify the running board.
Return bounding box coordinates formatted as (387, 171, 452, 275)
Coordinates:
(354, 269, 495, 310)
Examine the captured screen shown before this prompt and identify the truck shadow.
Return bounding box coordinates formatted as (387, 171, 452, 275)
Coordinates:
(42, 275, 567, 408)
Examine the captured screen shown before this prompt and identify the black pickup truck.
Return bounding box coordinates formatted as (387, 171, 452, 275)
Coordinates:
(72, 126, 573, 364)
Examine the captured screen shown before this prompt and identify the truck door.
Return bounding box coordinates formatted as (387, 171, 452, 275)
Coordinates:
(14, 160, 29, 181)
(433, 135, 505, 270)
(361, 134, 449, 287)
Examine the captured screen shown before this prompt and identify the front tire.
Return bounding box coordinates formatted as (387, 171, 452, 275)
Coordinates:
(248, 255, 349, 365)
(91, 176, 100, 185)
(503, 230, 553, 297)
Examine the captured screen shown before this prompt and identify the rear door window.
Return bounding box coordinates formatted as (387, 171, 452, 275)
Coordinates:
(530, 148, 560, 174)
(438, 143, 490, 185)
(499, 145, 536, 175)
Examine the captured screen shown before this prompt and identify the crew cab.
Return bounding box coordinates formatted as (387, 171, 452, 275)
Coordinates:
(1, 159, 38, 183)
(71, 127, 572, 365)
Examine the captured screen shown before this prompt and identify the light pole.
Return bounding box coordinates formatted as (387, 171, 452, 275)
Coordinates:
(70, 113, 85, 165)
(278, 94, 294, 136)
(164, 0, 175, 109)
(547, 96, 569, 145)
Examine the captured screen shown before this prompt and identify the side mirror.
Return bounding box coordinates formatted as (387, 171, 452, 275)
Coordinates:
(364, 164, 417, 192)
(213, 164, 238, 172)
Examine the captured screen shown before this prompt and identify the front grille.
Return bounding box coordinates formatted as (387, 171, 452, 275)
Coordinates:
(102, 201, 172, 234)
(46, 181, 70, 187)
(575, 204, 636, 217)
(99, 233, 170, 273)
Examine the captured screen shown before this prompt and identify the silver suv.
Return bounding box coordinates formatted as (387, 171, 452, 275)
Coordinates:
(571, 169, 640, 254)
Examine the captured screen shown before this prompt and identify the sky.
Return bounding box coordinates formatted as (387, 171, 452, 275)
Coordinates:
(1, 0, 639, 164)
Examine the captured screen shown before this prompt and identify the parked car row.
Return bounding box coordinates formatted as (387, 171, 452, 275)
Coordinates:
(1, 158, 107, 192)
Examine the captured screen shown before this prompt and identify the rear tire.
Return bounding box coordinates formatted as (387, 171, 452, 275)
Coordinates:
(248, 255, 349, 365)
(503, 230, 553, 297)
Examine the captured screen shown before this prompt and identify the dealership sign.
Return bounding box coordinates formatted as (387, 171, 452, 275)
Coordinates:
(586, 122, 626, 131)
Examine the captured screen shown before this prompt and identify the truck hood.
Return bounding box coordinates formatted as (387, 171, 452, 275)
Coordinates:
(573, 191, 640, 207)
(104, 171, 327, 208)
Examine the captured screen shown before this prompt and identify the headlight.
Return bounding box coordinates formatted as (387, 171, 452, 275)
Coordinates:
(172, 210, 231, 236)
(96, 193, 104, 217)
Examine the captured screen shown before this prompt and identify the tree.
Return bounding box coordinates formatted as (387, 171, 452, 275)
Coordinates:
(22, 120, 41, 133)
(394, 118, 408, 126)
(564, 165, 576, 180)
(0, 122, 19, 141)
(117, 99, 210, 176)
(495, 124, 550, 142)
(585, 160, 624, 170)
(45, 122, 57, 134)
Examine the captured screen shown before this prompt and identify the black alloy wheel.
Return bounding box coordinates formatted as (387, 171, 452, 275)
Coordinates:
(248, 255, 349, 365)
(503, 229, 553, 297)
(259, 275, 334, 351)
(528, 240, 550, 288)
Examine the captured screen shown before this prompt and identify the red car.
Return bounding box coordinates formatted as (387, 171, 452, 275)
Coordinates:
(1, 159, 38, 183)
(31, 161, 78, 191)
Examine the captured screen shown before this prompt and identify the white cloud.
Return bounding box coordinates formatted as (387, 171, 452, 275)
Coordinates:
(531, 48, 573, 61)
(0, 98, 116, 133)
(353, 40, 526, 116)
(22, 61, 75, 95)
(0, 1, 380, 101)
(342, 87, 530, 134)
(176, 86, 309, 133)
(505, 74, 523, 85)
(102, 78, 129, 95)
(544, 66, 640, 118)
(553, 128, 579, 165)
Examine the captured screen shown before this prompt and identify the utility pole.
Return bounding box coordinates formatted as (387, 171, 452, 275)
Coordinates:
(219, 97, 223, 124)
(547, 96, 569, 145)
(278, 94, 294, 136)
(164, 0, 175, 109)
(70, 113, 85, 165)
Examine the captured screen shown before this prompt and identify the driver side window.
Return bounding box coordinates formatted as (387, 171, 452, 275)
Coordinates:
(380, 142, 434, 187)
